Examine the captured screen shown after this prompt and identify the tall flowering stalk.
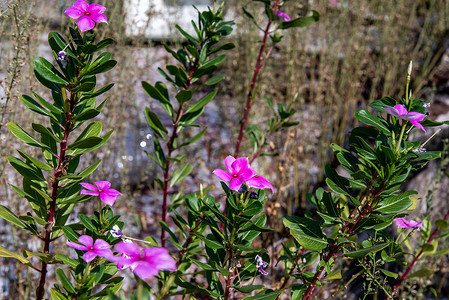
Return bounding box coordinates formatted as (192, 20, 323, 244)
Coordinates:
(282, 66, 449, 299)
(1, 2, 118, 298)
(141, 3, 234, 247)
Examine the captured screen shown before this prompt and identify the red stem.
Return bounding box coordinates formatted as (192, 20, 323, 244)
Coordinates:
(388, 209, 449, 299)
(234, 19, 272, 158)
(36, 92, 74, 300)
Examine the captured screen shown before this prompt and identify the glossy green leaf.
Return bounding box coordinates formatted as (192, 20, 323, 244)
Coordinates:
(175, 90, 193, 103)
(185, 88, 218, 114)
(0, 205, 28, 230)
(242, 289, 284, 300)
(142, 81, 170, 104)
(56, 269, 76, 293)
(33, 57, 67, 85)
(17, 150, 53, 171)
(283, 216, 327, 251)
(0, 245, 30, 265)
(170, 163, 193, 187)
(145, 107, 168, 139)
(278, 10, 319, 29)
(344, 242, 390, 258)
(355, 109, 390, 134)
(7, 156, 45, 181)
(376, 191, 416, 214)
(8, 122, 49, 149)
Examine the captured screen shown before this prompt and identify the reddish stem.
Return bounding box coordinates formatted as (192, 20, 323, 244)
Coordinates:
(36, 92, 75, 300)
(234, 19, 272, 158)
(388, 209, 449, 299)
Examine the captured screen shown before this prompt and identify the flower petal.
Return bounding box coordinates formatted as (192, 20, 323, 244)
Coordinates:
(80, 190, 100, 196)
(64, 7, 84, 19)
(92, 248, 114, 260)
(231, 157, 250, 173)
(99, 192, 116, 206)
(144, 247, 176, 271)
(229, 177, 244, 191)
(90, 12, 108, 24)
(83, 251, 98, 263)
(79, 183, 98, 192)
(72, 0, 89, 11)
(224, 156, 236, 173)
(393, 104, 408, 116)
(77, 16, 95, 32)
(93, 239, 111, 250)
(67, 241, 89, 251)
(247, 175, 274, 192)
(212, 169, 233, 181)
(132, 261, 159, 279)
(239, 167, 256, 182)
(115, 241, 141, 257)
(384, 107, 400, 118)
(78, 235, 94, 247)
(394, 218, 410, 228)
(409, 120, 426, 133)
(95, 181, 112, 190)
(88, 3, 106, 14)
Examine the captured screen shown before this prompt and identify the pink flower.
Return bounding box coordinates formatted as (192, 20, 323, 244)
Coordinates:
(80, 181, 123, 206)
(67, 235, 113, 262)
(64, 0, 108, 32)
(255, 255, 268, 275)
(384, 104, 426, 133)
(394, 218, 423, 231)
(247, 175, 274, 193)
(112, 242, 176, 279)
(213, 156, 256, 191)
(276, 10, 291, 21)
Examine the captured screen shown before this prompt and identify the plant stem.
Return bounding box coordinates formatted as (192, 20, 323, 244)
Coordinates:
(388, 209, 449, 299)
(396, 123, 407, 153)
(234, 18, 273, 157)
(36, 90, 75, 300)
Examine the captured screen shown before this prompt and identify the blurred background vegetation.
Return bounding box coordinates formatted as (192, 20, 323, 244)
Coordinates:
(0, 0, 448, 298)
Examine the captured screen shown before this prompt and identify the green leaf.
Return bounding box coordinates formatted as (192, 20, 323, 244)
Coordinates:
(79, 214, 98, 233)
(0, 205, 28, 229)
(175, 24, 198, 44)
(145, 107, 168, 139)
(142, 81, 170, 104)
(190, 258, 218, 271)
(283, 216, 327, 251)
(407, 267, 433, 279)
(178, 127, 207, 148)
(242, 201, 263, 216)
(376, 191, 416, 214)
(0, 245, 30, 265)
(242, 289, 284, 300)
(196, 234, 225, 250)
(355, 109, 390, 134)
(380, 268, 398, 279)
(33, 57, 67, 85)
(7, 156, 45, 181)
(32, 123, 61, 143)
(170, 163, 193, 187)
(175, 90, 193, 103)
(20, 95, 52, 118)
(204, 75, 225, 85)
(62, 226, 79, 242)
(7, 122, 49, 149)
(235, 285, 264, 293)
(56, 269, 76, 293)
(201, 54, 226, 69)
(68, 136, 103, 149)
(278, 10, 319, 29)
(344, 242, 390, 258)
(185, 88, 218, 114)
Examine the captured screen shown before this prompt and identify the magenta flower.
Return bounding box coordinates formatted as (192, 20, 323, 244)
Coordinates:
(384, 104, 426, 133)
(112, 242, 176, 279)
(64, 0, 108, 32)
(213, 156, 256, 191)
(276, 10, 291, 21)
(247, 175, 274, 193)
(394, 218, 423, 231)
(67, 235, 113, 262)
(80, 181, 123, 206)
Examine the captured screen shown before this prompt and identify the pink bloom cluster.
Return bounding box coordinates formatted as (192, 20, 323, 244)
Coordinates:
(65, 0, 108, 32)
(67, 235, 113, 262)
(394, 217, 423, 231)
(213, 156, 274, 192)
(384, 104, 426, 133)
(80, 181, 123, 206)
(111, 241, 176, 279)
